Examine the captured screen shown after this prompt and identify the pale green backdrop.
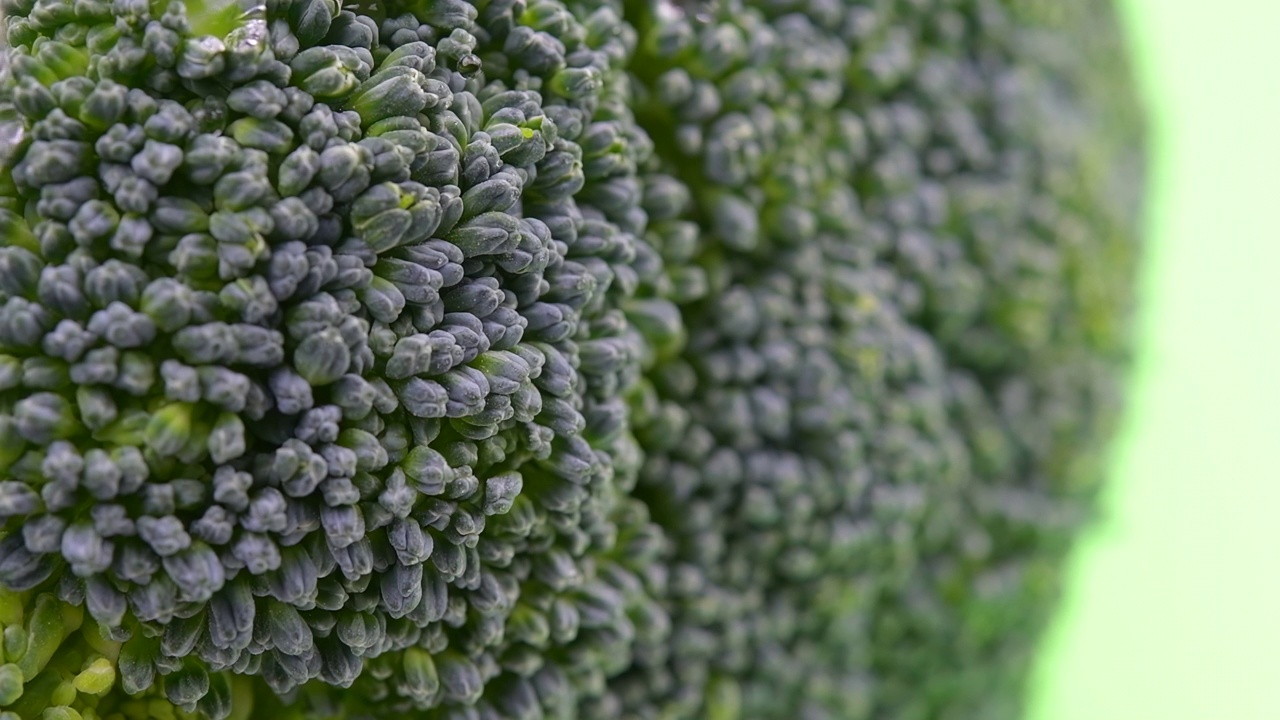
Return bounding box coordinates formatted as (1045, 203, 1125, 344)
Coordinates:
(1027, 1, 1280, 718)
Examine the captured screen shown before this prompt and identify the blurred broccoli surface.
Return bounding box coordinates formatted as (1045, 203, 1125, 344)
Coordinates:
(0, 0, 1142, 718)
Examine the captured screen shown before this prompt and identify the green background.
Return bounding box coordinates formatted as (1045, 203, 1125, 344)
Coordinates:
(1027, 1, 1280, 718)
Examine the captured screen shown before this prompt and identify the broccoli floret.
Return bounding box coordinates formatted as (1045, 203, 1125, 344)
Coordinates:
(0, 0, 1142, 717)
(594, 2, 1143, 719)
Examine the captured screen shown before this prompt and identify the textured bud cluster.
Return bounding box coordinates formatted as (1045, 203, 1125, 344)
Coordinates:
(598, 1, 1144, 718)
(0, 0, 681, 715)
(0, 0, 1142, 717)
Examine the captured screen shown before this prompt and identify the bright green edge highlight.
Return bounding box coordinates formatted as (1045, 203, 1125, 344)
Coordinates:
(1027, 1, 1280, 718)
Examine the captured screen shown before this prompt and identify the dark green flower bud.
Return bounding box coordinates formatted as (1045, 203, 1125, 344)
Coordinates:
(145, 402, 196, 458)
(191, 366, 246, 412)
(206, 468, 251, 516)
(502, 25, 565, 75)
(0, 246, 41, 298)
(208, 578, 255, 651)
(164, 663, 210, 706)
(266, 197, 318, 243)
(143, 394, 199, 450)
(291, 0, 340, 45)
(177, 35, 227, 79)
(13, 392, 77, 444)
(267, 365, 315, 415)
(117, 636, 157, 694)
(0, 356, 19, 391)
(167, 233, 217, 279)
(334, 609, 380, 651)
(356, 135, 413, 183)
(83, 259, 145, 308)
(36, 438, 80, 484)
(294, 405, 340, 444)
(316, 635, 362, 686)
(397, 646, 440, 704)
(401, 444, 454, 495)
(107, 174, 158, 215)
(161, 610, 206, 662)
(61, 522, 113, 576)
(375, 257, 443, 305)
(349, 66, 432, 125)
(549, 66, 602, 100)
(185, 134, 242, 185)
(0, 297, 54, 348)
(163, 543, 225, 603)
(129, 138, 183, 185)
(31, 223, 74, 266)
(349, 278, 402, 327)
(103, 213, 150, 257)
(208, 411, 247, 463)
(86, 301, 157, 348)
(152, 197, 210, 234)
(32, 178, 93, 229)
(76, 386, 117, 430)
(15, 139, 88, 188)
(336, 427, 387, 472)
(393, 375, 451, 418)
(144, 100, 194, 143)
(375, 40, 431, 71)
(460, 168, 522, 221)
(142, 20, 181, 68)
(213, 169, 272, 211)
(219, 276, 278, 325)
(482, 471, 523, 517)
(157, 361, 200, 405)
(436, 652, 483, 705)
(277, 145, 321, 197)
(327, 9, 378, 48)
(0, 535, 53, 589)
(348, 182, 418, 253)
(0, 481, 40, 518)
(292, 45, 367, 98)
(240, 488, 287, 535)
(293, 326, 351, 385)
(81, 447, 123, 499)
(196, 671, 235, 720)
(317, 143, 373, 203)
(16, 357, 67, 395)
(34, 39, 89, 80)
(229, 117, 295, 154)
(13, 74, 58, 119)
(22, 513, 67, 553)
(298, 105, 339, 150)
(226, 80, 289, 120)
(137, 515, 192, 557)
(91, 503, 135, 538)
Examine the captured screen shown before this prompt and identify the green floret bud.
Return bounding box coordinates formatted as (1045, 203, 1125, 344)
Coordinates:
(13, 392, 77, 444)
(349, 181, 439, 252)
(290, 45, 367, 98)
(346, 66, 431, 125)
(225, 80, 288, 120)
(227, 117, 294, 153)
(144, 402, 195, 459)
(293, 327, 351, 385)
(0, 664, 23, 706)
(289, 0, 340, 46)
(276, 145, 320, 197)
(177, 35, 228, 80)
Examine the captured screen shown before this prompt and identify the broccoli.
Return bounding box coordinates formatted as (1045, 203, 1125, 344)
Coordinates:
(0, 0, 1143, 717)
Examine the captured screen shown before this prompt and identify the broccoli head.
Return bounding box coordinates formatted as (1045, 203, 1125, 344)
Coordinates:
(0, 0, 1143, 718)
